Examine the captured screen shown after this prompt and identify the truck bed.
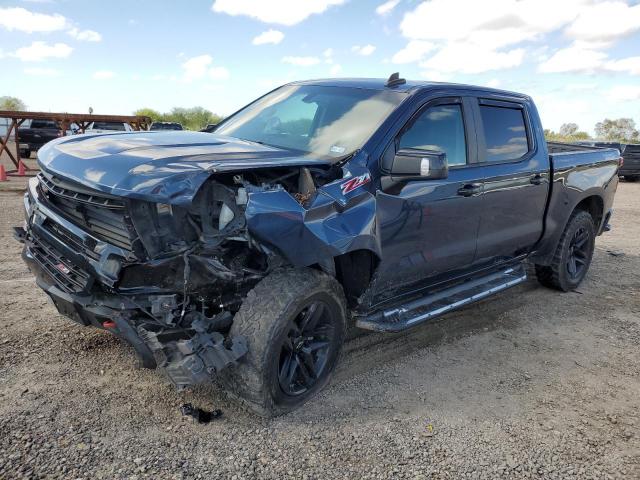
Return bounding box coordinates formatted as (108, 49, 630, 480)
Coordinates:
(546, 141, 616, 155)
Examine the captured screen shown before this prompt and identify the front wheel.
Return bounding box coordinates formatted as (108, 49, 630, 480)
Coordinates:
(535, 210, 596, 291)
(220, 268, 347, 416)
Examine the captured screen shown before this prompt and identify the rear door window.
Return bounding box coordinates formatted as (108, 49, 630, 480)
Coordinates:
(478, 104, 529, 162)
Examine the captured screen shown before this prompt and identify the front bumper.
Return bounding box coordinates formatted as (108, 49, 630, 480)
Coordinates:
(15, 178, 248, 388)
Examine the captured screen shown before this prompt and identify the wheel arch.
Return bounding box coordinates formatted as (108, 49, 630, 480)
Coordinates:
(573, 194, 604, 229)
(531, 191, 605, 266)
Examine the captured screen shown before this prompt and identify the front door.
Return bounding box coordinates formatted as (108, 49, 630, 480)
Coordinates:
(373, 98, 484, 305)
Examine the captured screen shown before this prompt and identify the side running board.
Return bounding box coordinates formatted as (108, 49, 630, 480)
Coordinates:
(356, 264, 527, 333)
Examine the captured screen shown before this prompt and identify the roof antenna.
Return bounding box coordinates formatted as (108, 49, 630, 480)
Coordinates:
(385, 72, 406, 87)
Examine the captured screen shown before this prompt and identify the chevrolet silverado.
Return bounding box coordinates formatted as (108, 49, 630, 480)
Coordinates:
(15, 75, 620, 415)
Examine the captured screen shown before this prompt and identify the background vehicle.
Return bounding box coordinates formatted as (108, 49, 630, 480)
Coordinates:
(619, 143, 640, 181)
(15, 77, 620, 416)
(84, 121, 134, 134)
(576, 141, 640, 181)
(18, 119, 62, 158)
(150, 121, 183, 131)
(200, 123, 218, 133)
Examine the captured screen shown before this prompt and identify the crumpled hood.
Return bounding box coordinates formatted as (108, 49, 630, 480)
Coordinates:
(37, 131, 332, 205)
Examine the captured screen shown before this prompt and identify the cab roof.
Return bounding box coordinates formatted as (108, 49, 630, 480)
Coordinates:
(289, 77, 529, 100)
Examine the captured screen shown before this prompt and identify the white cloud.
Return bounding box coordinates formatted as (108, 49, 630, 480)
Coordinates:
(93, 70, 115, 80)
(565, 1, 640, 46)
(392, 40, 434, 64)
(397, 0, 587, 74)
(605, 56, 640, 76)
(13, 41, 73, 62)
(211, 0, 346, 26)
(68, 27, 102, 42)
(24, 67, 60, 77)
(0, 7, 67, 33)
(181, 54, 229, 81)
(421, 43, 524, 74)
(376, 0, 400, 16)
(209, 66, 230, 80)
(351, 44, 376, 56)
(252, 29, 284, 45)
(606, 85, 640, 102)
(282, 56, 321, 66)
(539, 44, 640, 76)
(400, 0, 584, 50)
(330, 64, 342, 75)
(486, 78, 501, 88)
(538, 45, 607, 74)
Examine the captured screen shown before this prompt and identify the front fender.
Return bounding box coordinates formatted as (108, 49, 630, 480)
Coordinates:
(246, 188, 380, 267)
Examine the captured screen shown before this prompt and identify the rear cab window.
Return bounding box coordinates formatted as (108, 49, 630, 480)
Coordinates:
(477, 100, 530, 163)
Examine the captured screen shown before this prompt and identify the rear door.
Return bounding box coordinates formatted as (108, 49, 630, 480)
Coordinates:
(469, 98, 549, 266)
(373, 97, 485, 303)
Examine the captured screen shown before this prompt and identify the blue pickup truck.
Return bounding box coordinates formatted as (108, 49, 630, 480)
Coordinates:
(15, 75, 620, 415)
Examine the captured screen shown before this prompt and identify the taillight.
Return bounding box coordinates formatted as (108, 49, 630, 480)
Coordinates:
(619, 156, 624, 167)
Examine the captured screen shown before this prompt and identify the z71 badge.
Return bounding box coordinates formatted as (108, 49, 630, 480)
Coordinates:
(341, 173, 371, 195)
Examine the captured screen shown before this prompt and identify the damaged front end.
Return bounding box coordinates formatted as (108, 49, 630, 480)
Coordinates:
(17, 157, 370, 389)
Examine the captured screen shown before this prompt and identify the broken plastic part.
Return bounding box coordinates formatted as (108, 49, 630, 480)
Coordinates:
(218, 203, 235, 230)
(138, 325, 248, 389)
(180, 403, 222, 423)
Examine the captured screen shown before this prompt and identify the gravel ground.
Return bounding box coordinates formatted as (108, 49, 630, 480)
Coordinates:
(0, 182, 639, 479)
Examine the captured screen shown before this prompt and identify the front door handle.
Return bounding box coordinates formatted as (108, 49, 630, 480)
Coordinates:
(530, 174, 543, 185)
(457, 183, 482, 197)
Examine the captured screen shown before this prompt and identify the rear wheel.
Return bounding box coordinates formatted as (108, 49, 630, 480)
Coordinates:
(221, 268, 347, 416)
(535, 210, 595, 291)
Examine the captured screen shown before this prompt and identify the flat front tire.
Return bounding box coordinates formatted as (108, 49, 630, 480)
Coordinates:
(221, 268, 347, 416)
(535, 210, 596, 292)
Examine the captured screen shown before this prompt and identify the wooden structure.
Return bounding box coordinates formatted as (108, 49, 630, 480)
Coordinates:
(0, 111, 152, 170)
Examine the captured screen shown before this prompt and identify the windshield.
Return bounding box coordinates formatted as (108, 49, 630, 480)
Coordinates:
(215, 85, 405, 161)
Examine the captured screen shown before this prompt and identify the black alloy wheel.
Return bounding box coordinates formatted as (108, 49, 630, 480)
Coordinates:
(566, 226, 590, 281)
(277, 301, 336, 396)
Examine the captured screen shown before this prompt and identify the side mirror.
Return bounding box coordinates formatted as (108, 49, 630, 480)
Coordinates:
(390, 148, 448, 179)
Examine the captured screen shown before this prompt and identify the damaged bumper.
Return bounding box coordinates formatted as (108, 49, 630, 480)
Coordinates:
(16, 178, 249, 388)
(19, 240, 247, 387)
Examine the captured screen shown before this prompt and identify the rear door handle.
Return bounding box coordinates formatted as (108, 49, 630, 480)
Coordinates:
(530, 174, 543, 185)
(457, 183, 482, 197)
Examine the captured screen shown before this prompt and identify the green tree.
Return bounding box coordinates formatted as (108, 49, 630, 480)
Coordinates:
(165, 106, 223, 131)
(544, 124, 591, 143)
(133, 108, 163, 122)
(0, 96, 27, 111)
(595, 118, 639, 142)
(134, 106, 223, 130)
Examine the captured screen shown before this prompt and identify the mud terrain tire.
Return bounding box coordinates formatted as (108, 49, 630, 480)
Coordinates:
(535, 210, 595, 292)
(221, 268, 347, 416)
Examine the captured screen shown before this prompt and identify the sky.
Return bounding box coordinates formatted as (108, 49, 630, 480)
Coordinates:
(1, 0, 639, 135)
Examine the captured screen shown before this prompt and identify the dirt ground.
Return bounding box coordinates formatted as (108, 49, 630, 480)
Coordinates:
(0, 182, 638, 479)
